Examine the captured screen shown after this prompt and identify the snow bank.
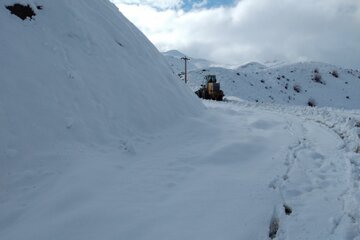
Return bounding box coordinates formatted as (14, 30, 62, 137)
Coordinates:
(0, 0, 202, 155)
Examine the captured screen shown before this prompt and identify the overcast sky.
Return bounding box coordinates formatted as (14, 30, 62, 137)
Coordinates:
(111, 0, 360, 69)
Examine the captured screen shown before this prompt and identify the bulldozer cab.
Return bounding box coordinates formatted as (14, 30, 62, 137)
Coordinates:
(205, 75, 217, 83)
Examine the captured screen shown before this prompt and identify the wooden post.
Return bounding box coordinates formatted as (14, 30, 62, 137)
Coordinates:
(181, 56, 190, 84)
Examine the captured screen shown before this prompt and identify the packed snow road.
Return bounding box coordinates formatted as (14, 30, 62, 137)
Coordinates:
(1, 101, 360, 240)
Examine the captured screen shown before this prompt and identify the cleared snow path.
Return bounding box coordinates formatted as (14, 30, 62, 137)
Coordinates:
(1, 101, 360, 239)
(210, 100, 360, 239)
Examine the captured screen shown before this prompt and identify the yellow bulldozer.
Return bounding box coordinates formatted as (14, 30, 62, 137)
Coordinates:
(195, 75, 224, 101)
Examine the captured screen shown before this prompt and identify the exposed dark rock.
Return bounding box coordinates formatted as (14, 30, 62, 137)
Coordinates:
(5, 4, 36, 20)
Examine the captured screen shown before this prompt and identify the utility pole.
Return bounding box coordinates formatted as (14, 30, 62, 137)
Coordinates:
(181, 56, 190, 84)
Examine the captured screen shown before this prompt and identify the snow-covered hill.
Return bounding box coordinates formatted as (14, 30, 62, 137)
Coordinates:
(0, 1, 202, 155)
(164, 51, 360, 109)
(0, 1, 202, 239)
(163, 50, 218, 77)
(189, 62, 360, 109)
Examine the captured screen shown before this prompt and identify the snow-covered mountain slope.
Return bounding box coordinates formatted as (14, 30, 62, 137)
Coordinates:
(163, 51, 360, 109)
(187, 62, 360, 109)
(163, 50, 217, 77)
(235, 61, 267, 72)
(0, 0, 202, 155)
(0, 1, 202, 238)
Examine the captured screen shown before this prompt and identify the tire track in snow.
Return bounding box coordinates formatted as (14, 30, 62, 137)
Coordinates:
(282, 121, 349, 239)
(205, 100, 360, 239)
(301, 116, 360, 238)
(268, 122, 321, 239)
(275, 108, 360, 239)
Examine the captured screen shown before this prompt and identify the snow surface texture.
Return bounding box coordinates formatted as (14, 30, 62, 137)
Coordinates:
(164, 51, 360, 109)
(2, 97, 360, 239)
(2, 2, 360, 240)
(1, 2, 202, 237)
(0, 1, 202, 156)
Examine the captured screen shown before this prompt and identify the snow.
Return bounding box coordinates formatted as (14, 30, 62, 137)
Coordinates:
(163, 50, 225, 79)
(3, 96, 360, 239)
(196, 62, 360, 109)
(2, 2, 360, 240)
(219, 100, 360, 239)
(0, 0, 201, 237)
(164, 50, 360, 109)
(0, 0, 202, 156)
(236, 61, 267, 72)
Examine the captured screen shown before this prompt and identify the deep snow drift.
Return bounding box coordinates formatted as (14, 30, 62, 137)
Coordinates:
(1, 1, 201, 238)
(164, 51, 360, 109)
(0, 0, 202, 156)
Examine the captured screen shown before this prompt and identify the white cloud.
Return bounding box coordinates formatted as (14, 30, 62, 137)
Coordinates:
(192, 0, 207, 9)
(113, 0, 360, 69)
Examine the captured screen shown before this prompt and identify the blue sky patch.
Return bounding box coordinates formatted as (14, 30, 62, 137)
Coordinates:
(183, 0, 235, 11)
